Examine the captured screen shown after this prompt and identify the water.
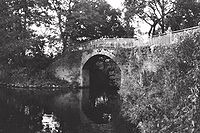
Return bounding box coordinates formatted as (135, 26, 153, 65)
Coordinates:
(0, 85, 80, 133)
(0, 85, 140, 133)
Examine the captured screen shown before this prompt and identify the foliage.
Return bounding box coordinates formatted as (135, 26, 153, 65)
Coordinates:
(45, 0, 132, 52)
(119, 30, 200, 132)
(0, 0, 126, 85)
(0, 0, 56, 85)
(0, 0, 55, 85)
(0, 0, 134, 86)
(167, 0, 200, 30)
(124, 0, 200, 35)
(124, 0, 175, 36)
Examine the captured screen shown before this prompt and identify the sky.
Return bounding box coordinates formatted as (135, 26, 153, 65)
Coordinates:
(106, 0, 124, 9)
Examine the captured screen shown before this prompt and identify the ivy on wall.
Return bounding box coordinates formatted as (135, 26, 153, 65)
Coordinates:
(119, 29, 200, 132)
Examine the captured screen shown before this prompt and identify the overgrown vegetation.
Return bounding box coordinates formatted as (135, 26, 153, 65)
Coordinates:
(0, 0, 200, 87)
(119, 29, 200, 132)
(0, 0, 133, 86)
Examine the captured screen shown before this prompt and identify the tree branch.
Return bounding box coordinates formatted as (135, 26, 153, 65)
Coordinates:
(137, 14, 152, 26)
(153, 0, 162, 17)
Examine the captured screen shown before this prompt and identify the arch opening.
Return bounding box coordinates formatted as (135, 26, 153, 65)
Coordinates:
(81, 54, 121, 124)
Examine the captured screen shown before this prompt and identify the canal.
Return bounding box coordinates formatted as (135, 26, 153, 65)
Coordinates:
(0, 85, 81, 133)
(0, 84, 140, 133)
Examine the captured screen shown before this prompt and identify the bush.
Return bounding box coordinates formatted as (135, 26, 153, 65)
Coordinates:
(119, 30, 200, 132)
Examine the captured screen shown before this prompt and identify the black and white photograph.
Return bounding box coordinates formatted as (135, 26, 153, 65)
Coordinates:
(0, 0, 200, 132)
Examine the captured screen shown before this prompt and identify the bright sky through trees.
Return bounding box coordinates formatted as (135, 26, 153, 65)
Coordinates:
(106, 0, 124, 9)
(106, 0, 150, 34)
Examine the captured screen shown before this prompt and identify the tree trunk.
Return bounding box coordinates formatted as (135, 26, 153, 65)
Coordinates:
(161, 16, 165, 33)
(161, 0, 165, 33)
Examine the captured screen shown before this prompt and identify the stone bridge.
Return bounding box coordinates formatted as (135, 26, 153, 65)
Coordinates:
(51, 26, 200, 124)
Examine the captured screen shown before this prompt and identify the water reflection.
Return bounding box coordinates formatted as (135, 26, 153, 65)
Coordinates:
(0, 85, 79, 133)
(42, 113, 60, 133)
(94, 94, 112, 123)
(0, 85, 135, 133)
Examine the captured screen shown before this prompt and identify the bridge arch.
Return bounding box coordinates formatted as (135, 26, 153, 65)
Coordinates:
(80, 52, 121, 124)
(81, 49, 117, 68)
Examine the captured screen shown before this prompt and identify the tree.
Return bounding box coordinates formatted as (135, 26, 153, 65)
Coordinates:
(0, 0, 53, 69)
(0, 0, 30, 66)
(124, 0, 175, 36)
(43, 0, 129, 53)
(166, 0, 200, 30)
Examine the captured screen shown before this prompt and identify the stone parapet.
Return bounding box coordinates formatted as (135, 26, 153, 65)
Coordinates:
(66, 25, 200, 51)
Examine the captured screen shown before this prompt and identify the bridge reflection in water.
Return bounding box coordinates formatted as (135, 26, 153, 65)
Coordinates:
(82, 55, 121, 124)
(0, 85, 121, 132)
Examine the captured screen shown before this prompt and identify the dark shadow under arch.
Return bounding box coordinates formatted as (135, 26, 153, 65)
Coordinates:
(81, 54, 121, 124)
